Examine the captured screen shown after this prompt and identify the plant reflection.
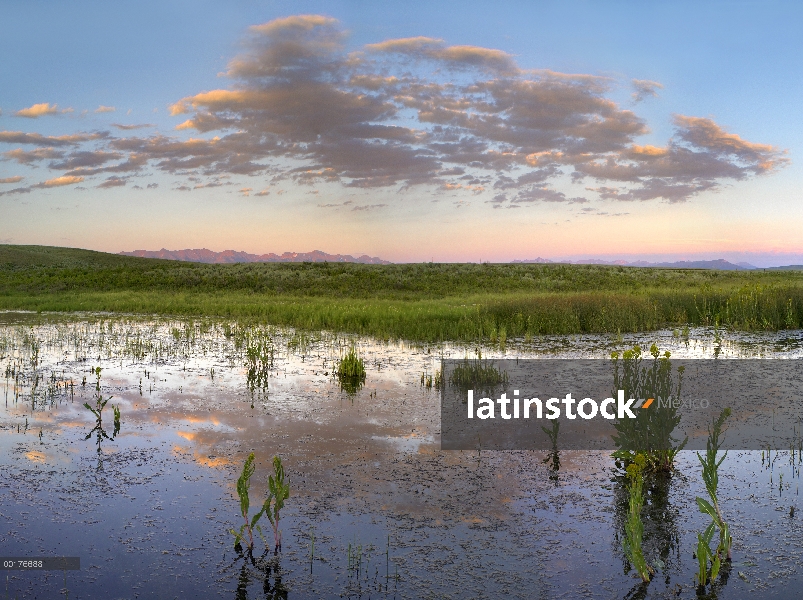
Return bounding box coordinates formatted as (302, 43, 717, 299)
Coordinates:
(613, 470, 701, 594)
(542, 420, 560, 485)
(234, 554, 288, 600)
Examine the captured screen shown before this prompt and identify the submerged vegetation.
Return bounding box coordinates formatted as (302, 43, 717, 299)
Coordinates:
(2, 245, 803, 342)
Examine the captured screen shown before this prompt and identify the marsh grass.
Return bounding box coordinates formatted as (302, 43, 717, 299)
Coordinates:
(448, 351, 509, 393)
(3, 246, 803, 342)
(336, 347, 366, 394)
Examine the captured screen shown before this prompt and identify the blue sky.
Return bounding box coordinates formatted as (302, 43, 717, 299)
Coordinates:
(1, 1, 801, 265)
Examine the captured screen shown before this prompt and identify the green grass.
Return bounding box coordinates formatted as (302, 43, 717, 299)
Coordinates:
(2, 244, 803, 341)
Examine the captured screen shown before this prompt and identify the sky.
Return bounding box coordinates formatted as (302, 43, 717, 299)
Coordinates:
(1, 0, 802, 266)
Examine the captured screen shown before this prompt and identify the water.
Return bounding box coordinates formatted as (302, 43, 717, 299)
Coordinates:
(1, 312, 802, 598)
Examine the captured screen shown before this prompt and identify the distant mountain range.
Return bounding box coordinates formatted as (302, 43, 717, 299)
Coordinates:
(117, 249, 803, 271)
(512, 258, 760, 270)
(120, 248, 391, 265)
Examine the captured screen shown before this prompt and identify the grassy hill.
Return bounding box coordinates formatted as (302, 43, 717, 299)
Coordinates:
(1, 245, 802, 341)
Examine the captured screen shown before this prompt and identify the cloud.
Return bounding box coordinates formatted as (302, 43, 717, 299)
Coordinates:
(351, 203, 387, 211)
(97, 176, 127, 188)
(366, 36, 519, 74)
(42, 175, 84, 187)
(631, 79, 663, 102)
(0, 176, 23, 184)
(15, 103, 70, 118)
(3, 147, 65, 164)
(95, 105, 116, 113)
(0, 15, 787, 205)
(48, 150, 123, 170)
(0, 130, 107, 147)
(0, 175, 84, 196)
(111, 123, 155, 130)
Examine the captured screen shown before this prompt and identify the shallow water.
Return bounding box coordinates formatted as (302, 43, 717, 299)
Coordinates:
(1, 313, 802, 599)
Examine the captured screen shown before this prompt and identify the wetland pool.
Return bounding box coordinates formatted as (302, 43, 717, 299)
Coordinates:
(1, 313, 802, 599)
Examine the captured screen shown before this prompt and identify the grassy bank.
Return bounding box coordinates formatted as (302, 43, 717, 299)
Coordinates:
(2, 245, 802, 341)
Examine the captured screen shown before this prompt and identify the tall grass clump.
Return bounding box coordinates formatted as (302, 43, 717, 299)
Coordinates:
(448, 350, 509, 394)
(695, 408, 732, 591)
(336, 347, 366, 394)
(623, 454, 652, 583)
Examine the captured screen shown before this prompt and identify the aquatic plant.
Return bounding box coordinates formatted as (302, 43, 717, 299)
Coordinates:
(611, 344, 687, 472)
(265, 455, 289, 554)
(83, 367, 120, 454)
(336, 347, 366, 394)
(230, 453, 290, 556)
(231, 452, 262, 553)
(695, 407, 732, 590)
(448, 350, 508, 394)
(245, 338, 273, 390)
(622, 454, 652, 583)
(420, 368, 443, 390)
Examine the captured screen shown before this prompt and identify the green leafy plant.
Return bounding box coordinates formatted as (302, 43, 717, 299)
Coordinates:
(266, 455, 290, 554)
(695, 522, 721, 590)
(231, 452, 262, 553)
(695, 407, 732, 589)
(611, 344, 687, 472)
(83, 367, 120, 453)
(622, 453, 653, 582)
(112, 404, 121, 437)
(230, 453, 290, 556)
